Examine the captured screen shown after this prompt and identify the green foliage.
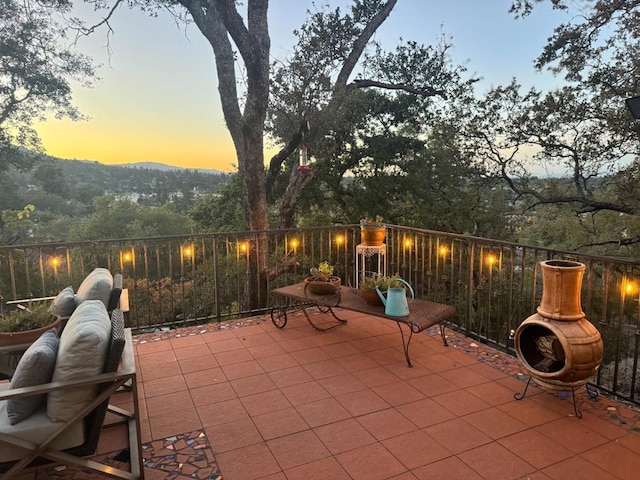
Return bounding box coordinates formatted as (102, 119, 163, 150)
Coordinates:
(359, 274, 402, 291)
(188, 174, 245, 232)
(0, 158, 230, 245)
(33, 161, 69, 197)
(68, 195, 190, 241)
(0, 170, 22, 211)
(0, 303, 56, 332)
(1, 206, 36, 245)
(360, 215, 384, 226)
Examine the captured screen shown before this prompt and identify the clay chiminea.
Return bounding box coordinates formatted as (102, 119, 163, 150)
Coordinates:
(514, 260, 604, 393)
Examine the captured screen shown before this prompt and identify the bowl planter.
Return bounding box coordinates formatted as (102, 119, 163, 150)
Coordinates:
(359, 274, 402, 306)
(360, 288, 384, 306)
(304, 275, 342, 295)
(360, 225, 386, 246)
(0, 315, 62, 346)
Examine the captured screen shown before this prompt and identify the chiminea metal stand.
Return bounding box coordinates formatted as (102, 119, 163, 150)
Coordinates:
(514, 377, 598, 418)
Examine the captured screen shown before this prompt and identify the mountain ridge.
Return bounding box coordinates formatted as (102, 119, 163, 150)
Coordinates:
(111, 161, 225, 175)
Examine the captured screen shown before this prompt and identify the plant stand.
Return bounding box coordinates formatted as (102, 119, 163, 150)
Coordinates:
(355, 243, 387, 289)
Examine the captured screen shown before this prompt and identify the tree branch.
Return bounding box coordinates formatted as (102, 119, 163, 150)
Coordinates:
(333, 0, 397, 95)
(71, 0, 124, 38)
(349, 78, 447, 98)
(574, 233, 640, 251)
(266, 130, 302, 195)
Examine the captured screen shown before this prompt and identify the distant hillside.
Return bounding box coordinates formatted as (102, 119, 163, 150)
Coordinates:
(1, 154, 230, 213)
(118, 161, 225, 175)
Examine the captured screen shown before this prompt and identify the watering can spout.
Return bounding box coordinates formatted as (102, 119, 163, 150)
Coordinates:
(375, 278, 414, 317)
(376, 287, 387, 306)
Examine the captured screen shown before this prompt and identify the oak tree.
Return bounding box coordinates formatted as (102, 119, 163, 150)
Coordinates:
(462, 0, 640, 252)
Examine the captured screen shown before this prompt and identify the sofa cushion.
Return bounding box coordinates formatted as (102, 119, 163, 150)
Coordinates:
(6, 329, 59, 425)
(50, 286, 76, 318)
(47, 300, 111, 423)
(75, 268, 113, 309)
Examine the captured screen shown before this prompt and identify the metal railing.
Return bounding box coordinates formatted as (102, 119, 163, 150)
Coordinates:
(1, 225, 639, 404)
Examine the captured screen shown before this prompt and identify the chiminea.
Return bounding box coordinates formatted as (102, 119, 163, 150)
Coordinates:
(514, 260, 604, 417)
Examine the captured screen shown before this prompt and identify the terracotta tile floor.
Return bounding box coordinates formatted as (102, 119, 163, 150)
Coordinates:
(22, 308, 640, 479)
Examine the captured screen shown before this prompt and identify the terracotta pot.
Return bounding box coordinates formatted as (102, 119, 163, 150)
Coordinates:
(360, 226, 386, 246)
(0, 315, 62, 346)
(515, 259, 603, 390)
(360, 288, 384, 307)
(304, 276, 341, 295)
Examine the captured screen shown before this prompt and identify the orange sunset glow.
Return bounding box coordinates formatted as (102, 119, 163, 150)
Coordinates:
(36, 118, 237, 171)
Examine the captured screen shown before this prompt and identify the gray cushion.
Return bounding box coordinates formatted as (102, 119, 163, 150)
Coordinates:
(47, 300, 111, 423)
(7, 329, 59, 425)
(50, 286, 76, 318)
(75, 268, 113, 308)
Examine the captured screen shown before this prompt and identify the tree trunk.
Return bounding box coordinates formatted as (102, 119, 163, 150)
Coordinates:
(184, 0, 270, 309)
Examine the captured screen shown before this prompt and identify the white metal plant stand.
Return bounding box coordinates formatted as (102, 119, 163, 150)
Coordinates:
(355, 243, 387, 288)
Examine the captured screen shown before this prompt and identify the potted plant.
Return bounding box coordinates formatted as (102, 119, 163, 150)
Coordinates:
(0, 302, 62, 346)
(359, 273, 403, 306)
(360, 215, 386, 246)
(304, 261, 342, 295)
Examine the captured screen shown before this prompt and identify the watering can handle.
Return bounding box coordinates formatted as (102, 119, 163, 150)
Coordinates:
(398, 278, 415, 302)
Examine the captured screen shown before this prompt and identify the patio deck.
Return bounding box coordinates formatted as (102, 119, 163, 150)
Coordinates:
(18, 308, 640, 479)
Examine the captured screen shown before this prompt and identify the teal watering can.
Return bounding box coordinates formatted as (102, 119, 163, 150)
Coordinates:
(375, 278, 414, 317)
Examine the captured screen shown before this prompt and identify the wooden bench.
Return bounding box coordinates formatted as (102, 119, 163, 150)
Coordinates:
(271, 283, 456, 367)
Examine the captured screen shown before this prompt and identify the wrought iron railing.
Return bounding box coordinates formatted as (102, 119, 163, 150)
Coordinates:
(1, 225, 639, 404)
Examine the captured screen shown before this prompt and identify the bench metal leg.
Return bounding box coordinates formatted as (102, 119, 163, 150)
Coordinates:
(398, 320, 451, 368)
(271, 300, 346, 332)
(397, 322, 414, 368)
(270, 305, 289, 328)
(301, 306, 347, 332)
(439, 322, 449, 346)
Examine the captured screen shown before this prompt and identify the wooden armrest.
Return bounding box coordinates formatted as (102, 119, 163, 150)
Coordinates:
(0, 343, 33, 355)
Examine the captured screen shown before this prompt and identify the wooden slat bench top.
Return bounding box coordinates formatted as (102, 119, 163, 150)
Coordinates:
(273, 283, 456, 335)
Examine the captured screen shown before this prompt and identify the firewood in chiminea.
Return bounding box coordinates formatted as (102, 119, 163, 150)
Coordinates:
(533, 335, 565, 372)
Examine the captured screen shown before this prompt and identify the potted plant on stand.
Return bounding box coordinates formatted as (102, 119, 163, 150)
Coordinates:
(360, 215, 386, 246)
(304, 261, 342, 295)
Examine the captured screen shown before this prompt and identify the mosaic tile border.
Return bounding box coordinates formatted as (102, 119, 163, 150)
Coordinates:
(29, 430, 221, 479)
(142, 430, 222, 480)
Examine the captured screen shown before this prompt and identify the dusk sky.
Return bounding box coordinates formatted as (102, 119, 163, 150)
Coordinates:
(34, 0, 569, 172)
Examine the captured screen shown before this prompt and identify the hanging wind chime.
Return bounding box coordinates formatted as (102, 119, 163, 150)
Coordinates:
(296, 120, 311, 172)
